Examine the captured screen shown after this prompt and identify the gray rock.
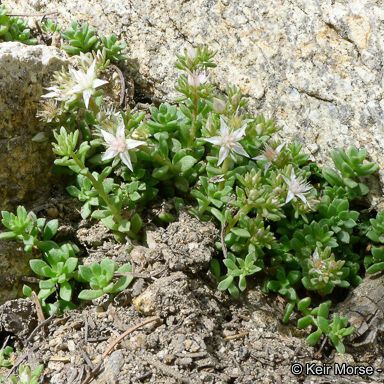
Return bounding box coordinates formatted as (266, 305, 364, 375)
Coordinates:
(337, 274, 384, 349)
(0, 42, 67, 303)
(96, 350, 124, 383)
(0, 241, 30, 303)
(3, 1, 384, 204)
(0, 42, 67, 210)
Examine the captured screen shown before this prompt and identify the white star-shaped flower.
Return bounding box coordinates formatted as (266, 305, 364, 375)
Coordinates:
(253, 142, 285, 173)
(187, 70, 208, 88)
(203, 116, 249, 166)
(282, 169, 312, 205)
(68, 59, 108, 108)
(100, 122, 145, 171)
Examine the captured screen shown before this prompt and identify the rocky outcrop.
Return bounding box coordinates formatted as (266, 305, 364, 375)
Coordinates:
(0, 42, 67, 210)
(4, 1, 384, 197)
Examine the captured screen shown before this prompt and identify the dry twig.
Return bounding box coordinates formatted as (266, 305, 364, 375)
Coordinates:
(5, 346, 38, 379)
(114, 267, 166, 280)
(110, 64, 126, 106)
(31, 291, 45, 323)
(1, 335, 10, 350)
(80, 316, 161, 384)
(25, 314, 56, 344)
(223, 331, 249, 341)
(220, 220, 228, 259)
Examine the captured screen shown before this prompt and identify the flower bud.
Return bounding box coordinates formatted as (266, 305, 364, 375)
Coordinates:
(212, 98, 226, 113)
(231, 93, 241, 106)
(187, 71, 208, 88)
(186, 47, 197, 60)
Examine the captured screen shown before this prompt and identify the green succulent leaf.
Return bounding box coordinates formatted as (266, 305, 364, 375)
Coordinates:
(218, 275, 234, 291)
(78, 289, 104, 300)
(306, 329, 323, 346)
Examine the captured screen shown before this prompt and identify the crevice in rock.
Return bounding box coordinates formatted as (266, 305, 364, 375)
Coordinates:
(168, 17, 193, 46)
(324, 21, 361, 58)
(287, 0, 309, 16)
(291, 86, 336, 104)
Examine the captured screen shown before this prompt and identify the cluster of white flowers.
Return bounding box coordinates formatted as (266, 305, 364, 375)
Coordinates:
(43, 58, 147, 171)
(43, 59, 107, 109)
(309, 248, 344, 285)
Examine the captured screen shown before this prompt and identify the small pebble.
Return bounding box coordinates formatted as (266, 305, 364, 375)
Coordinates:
(164, 354, 175, 364)
(177, 357, 193, 367)
(67, 340, 76, 352)
(47, 206, 59, 218)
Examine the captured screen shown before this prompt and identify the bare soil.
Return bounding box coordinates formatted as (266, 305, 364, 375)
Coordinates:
(1, 207, 383, 384)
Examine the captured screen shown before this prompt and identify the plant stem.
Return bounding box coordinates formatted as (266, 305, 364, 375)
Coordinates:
(70, 152, 123, 225)
(189, 87, 199, 146)
(219, 157, 231, 190)
(88, 97, 100, 115)
(225, 204, 252, 235)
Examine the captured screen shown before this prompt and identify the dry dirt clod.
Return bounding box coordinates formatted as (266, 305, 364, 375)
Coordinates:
(132, 272, 191, 317)
(145, 212, 218, 274)
(0, 298, 37, 340)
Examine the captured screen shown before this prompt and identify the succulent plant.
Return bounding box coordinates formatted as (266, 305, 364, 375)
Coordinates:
(0, 6, 37, 45)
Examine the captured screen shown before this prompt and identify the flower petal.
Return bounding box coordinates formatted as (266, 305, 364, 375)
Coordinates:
(276, 142, 285, 153)
(282, 175, 290, 185)
(120, 151, 133, 171)
(69, 84, 83, 95)
(232, 143, 249, 158)
(263, 163, 272, 174)
(83, 90, 92, 109)
(87, 60, 97, 78)
(232, 125, 247, 141)
(219, 116, 230, 136)
(187, 73, 197, 87)
(116, 122, 126, 140)
(93, 79, 108, 88)
(42, 90, 59, 99)
(204, 136, 223, 146)
(297, 193, 309, 205)
(69, 67, 83, 84)
(198, 72, 208, 84)
(126, 139, 146, 150)
(218, 147, 230, 165)
(285, 191, 295, 204)
(187, 47, 197, 59)
(102, 148, 118, 161)
(100, 129, 116, 145)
